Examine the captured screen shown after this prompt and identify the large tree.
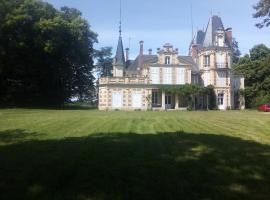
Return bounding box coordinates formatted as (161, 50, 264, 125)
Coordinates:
(233, 44, 270, 107)
(95, 47, 113, 77)
(253, 0, 270, 28)
(231, 38, 241, 63)
(249, 44, 270, 60)
(0, 0, 97, 106)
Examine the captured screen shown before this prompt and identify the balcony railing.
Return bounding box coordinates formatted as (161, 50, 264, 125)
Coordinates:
(216, 62, 228, 69)
(99, 77, 149, 85)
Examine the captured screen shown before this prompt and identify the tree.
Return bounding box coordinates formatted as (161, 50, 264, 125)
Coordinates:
(0, 0, 97, 106)
(253, 0, 270, 28)
(233, 44, 270, 108)
(231, 38, 241, 63)
(95, 47, 113, 77)
(249, 44, 270, 60)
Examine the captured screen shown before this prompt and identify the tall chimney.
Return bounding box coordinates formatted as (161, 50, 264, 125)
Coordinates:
(125, 48, 129, 61)
(225, 28, 233, 46)
(138, 41, 144, 74)
(148, 48, 152, 55)
(139, 41, 144, 56)
(191, 44, 198, 59)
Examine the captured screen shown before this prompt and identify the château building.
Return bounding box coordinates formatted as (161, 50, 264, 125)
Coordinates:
(98, 15, 245, 110)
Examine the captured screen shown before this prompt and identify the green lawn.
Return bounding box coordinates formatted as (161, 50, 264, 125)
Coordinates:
(0, 109, 270, 200)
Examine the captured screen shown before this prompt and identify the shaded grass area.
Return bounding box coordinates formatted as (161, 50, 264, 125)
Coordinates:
(1, 110, 270, 199)
(1, 130, 270, 200)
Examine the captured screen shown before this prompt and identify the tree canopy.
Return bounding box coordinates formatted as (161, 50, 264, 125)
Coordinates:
(231, 38, 241, 63)
(95, 47, 113, 77)
(253, 0, 270, 28)
(233, 44, 270, 107)
(0, 0, 97, 106)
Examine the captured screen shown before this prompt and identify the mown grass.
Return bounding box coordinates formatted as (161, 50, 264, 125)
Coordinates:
(0, 109, 270, 200)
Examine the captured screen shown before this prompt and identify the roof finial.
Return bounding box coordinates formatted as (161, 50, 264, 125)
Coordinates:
(119, 0, 122, 36)
(191, 3, 194, 42)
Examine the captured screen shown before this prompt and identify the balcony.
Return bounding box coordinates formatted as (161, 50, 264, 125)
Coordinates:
(99, 77, 149, 85)
(216, 62, 228, 69)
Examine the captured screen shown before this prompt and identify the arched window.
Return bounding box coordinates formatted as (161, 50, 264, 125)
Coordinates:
(165, 56, 171, 65)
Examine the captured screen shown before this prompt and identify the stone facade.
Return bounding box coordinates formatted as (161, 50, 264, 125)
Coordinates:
(98, 15, 245, 111)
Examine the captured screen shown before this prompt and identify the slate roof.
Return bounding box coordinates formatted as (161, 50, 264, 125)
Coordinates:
(193, 15, 231, 49)
(178, 56, 199, 72)
(196, 30, 205, 45)
(125, 55, 199, 75)
(126, 55, 158, 73)
(115, 36, 125, 66)
(203, 15, 224, 47)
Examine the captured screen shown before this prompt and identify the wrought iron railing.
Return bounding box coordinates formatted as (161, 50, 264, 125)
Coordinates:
(216, 63, 228, 69)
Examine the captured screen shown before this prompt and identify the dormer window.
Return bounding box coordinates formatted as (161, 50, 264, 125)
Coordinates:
(165, 56, 171, 65)
(217, 35, 224, 47)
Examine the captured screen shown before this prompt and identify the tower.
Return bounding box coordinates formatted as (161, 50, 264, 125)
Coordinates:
(113, 0, 125, 77)
(192, 15, 234, 110)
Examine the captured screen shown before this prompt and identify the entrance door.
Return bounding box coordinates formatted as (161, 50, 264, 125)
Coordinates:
(165, 93, 172, 109)
(112, 91, 123, 108)
(132, 91, 142, 108)
(218, 93, 225, 110)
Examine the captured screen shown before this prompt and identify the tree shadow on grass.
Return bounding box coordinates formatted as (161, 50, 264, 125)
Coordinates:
(0, 130, 270, 200)
(0, 129, 44, 144)
(0, 105, 97, 110)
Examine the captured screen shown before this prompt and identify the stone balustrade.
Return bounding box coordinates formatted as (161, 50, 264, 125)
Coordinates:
(99, 77, 149, 85)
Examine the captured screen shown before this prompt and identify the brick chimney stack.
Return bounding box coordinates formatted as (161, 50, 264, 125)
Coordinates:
(125, 48, 129, 61)
(139, 41, 144, 56)
(225, 28, 233, 46)
(191, 44, 198, 59)
(138, 41, 144, 74)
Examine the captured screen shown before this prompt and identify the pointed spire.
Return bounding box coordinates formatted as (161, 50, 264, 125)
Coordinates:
(115, 0, 125, 66)
(115, 36, 125, 66)
(203, 15, 225, 47)
(119, 0, 122, 36)
(203, 16, 213, 47)
(190, 3, 194, 43)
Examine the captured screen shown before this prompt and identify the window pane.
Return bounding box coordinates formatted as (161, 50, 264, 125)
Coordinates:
(177, 68, 185, 84)
(150, 67, 159, 84)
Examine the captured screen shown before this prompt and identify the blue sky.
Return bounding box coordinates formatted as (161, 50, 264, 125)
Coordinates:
(46, 0, 269, 59)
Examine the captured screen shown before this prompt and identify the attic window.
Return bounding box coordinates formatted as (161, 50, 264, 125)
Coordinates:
(165, 56, 171, 65)
(218, 35, 224, 47)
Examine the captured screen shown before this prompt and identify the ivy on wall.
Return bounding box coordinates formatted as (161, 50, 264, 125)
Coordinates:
(157, 84, 217, 110)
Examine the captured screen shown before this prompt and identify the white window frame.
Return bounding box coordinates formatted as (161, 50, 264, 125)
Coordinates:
(217, 71, 226, 87)
(163, 67, 172, 84)
(165, 56, 171, 65)
(204, 72, 211, 86)
(216, 52, 226, 68)
(176, 68, 185, 84)
(218, 93, 224, 105)
(152, 91, 158, 105)
(112, 91, 123, 108)
(132, 91, 142, 108)
(218, 36, 224, 47)
(150, 67, 159, 84)
(204, 55, 210, 67)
